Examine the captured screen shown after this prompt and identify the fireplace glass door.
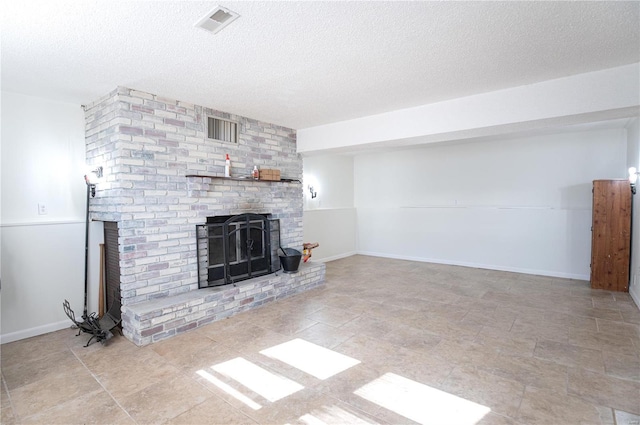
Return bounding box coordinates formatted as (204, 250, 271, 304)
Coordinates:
(197, 213, 280, 287)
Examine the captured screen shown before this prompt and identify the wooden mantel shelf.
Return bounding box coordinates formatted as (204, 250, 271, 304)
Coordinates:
(185, 174, 301, 183)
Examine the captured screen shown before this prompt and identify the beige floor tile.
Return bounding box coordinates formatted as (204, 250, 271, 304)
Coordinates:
(270, 289, 327, 313)
(233, 328, 294, 356)
(198, 322, 290, 356)
(413, 287, 461, 305)
(621, 309, 640, 325)
(510, 318, 570, 343)
(451, 295, 500, 312)
(1, 378, 10, 405)
(473, 327, 537, 358)
(352, 300, 407, 318)
(338, 315, 396, 340)
(596, 318, 640, 340)
(337, 334, 455, 386)
(20, 389, 135, 425)
(376, 323, 442, 353)
(568, 327, 639, 357)
(603, 351, 640, 381)
(333, 334, 400, 368)
(561, 305, 624, 321)
(293, 322, 356, 349)
(119, 374, 213, 424)
(592, 297, 639, 311)
(10, 366, 102, 419)
(441, 364, 525, 419)
(385, 294, 444, 312)
(317, 294, 375, 313)
(0, 331, 69, 367)
(568, 367, 640, 414)
(460, 308, 517, 331)
(418, 301, 472, 322)
(175, 344, 240, 376)
(197, 318, 267, 342)
(166, 396, 258, 424)
(150, 329, 219, 365)
(570, 286, 614, 299)
(431, 337, 495, 366)
(410, 314, 483, 341)
(533, 339, 605, 373)
(481, 291, 537, 310)
(516, 386, 612, 425)
(442, 282, 490, 299)
(1, 381, 16, 425)
(93, 349, 181, 398)
(252, 311, 318, 335)
(476, 412, 518, 425)
(305, 306, 362, 327)
(1, 406, 17, 425)
(2, 348, 81, 390)
(393, 349, 458, 387)
(524, 309, 599, 332)
(480, 354, 568, 393)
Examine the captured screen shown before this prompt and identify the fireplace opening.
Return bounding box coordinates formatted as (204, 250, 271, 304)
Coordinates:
(196, 213, 281, 287)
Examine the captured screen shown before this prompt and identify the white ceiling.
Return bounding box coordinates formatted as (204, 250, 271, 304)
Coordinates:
(1, 1, 639, 130)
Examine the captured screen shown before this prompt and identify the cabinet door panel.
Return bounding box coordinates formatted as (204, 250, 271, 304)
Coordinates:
(590, 180, 631, 292)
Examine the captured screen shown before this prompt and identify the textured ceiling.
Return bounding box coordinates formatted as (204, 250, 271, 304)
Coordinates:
(1, 1, 639, 129)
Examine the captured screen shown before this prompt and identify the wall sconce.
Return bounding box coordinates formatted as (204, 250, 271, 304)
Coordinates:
(84, 166, 103, 198)
(308, 185, 317, 199)
(92, 166, 104, 179)
(629, 167, 639, 195)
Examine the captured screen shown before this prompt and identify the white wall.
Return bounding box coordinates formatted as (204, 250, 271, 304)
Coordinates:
(627, 118, 640, 307)
(354, 128, 627, 279)
(302, 155, 356, 261)
(0, 91, 102, 343)
(302, 154, 354, 210)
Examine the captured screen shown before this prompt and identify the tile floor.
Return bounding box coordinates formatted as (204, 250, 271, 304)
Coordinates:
(2, 255, 640, 424)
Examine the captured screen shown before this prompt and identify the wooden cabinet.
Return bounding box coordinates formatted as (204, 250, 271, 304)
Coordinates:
(590, 179, 632, 292)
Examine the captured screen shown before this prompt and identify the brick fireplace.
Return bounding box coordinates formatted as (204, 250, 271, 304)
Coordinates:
(84, 87, 325, 345)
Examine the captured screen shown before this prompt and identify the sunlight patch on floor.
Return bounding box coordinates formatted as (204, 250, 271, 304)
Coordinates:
(354, 372, 491, 425)
(298, 405, 378, 425)
(260, 338, 361, 380)
(196, 369, 262, 410)
(212, 357, 304, 402)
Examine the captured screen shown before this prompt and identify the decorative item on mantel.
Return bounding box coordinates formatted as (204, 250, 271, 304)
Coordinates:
(303, 242, 319, 262)
(259, 168, 281, 181)
(224, 154, 231, 177)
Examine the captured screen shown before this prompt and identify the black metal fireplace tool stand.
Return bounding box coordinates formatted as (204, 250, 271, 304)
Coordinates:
(63, 170, 121, 347)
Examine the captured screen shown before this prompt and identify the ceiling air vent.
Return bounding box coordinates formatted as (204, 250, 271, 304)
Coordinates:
(195, 6, 240, 34)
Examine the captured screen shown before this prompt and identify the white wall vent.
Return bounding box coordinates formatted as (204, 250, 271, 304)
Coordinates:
(195, 6, 240, 34)
(207, 116, 238, 144)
